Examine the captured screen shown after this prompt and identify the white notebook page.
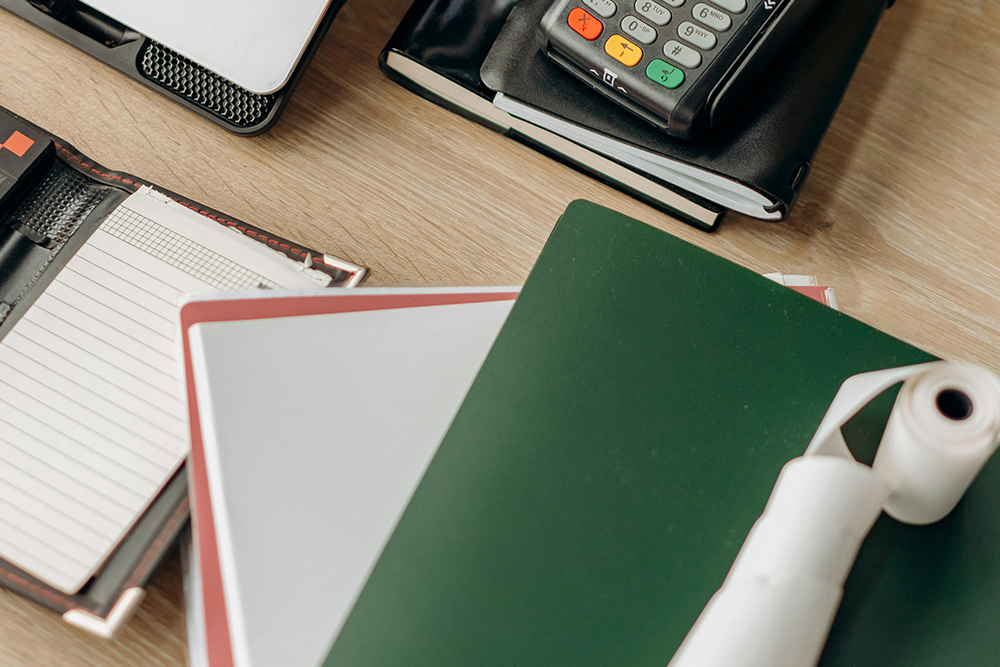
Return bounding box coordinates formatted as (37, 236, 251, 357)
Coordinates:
(0, 187, 327, 594)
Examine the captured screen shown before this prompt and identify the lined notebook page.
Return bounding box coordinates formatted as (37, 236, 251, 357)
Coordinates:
(0, 187, 327, 594)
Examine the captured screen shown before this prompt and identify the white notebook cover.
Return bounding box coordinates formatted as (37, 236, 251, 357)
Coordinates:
(180, 287, 518, 667)
(82, 0, 330, 94)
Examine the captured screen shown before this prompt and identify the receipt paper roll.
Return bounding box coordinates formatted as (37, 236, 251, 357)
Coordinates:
(667, 361, 1000, 667)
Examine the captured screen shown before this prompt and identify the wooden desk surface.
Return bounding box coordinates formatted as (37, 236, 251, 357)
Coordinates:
(2, 0, 999, 663)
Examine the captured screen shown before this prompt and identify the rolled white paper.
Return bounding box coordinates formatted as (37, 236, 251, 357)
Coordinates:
(874, 363, 1000, 524)
(667, 361, 1000, 667)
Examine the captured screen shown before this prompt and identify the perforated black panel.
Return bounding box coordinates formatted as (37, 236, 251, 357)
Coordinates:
(10, 161, 105, 246)
(138, 41, 279, 128)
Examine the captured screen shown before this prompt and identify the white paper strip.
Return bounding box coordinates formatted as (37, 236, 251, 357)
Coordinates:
(668, 361, 1000, 667)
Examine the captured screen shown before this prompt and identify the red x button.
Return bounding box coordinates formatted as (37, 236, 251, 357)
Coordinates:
(568, 7, 603, 40)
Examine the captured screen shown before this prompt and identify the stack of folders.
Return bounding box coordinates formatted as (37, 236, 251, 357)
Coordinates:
(178, 279, 828, 667)
(180, 201, 1000, 667)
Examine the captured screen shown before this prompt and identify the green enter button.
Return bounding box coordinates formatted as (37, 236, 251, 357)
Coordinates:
(645, 59, 684, 89)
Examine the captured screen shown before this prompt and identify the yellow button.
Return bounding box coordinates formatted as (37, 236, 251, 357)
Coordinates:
(604, 34, 643, 67)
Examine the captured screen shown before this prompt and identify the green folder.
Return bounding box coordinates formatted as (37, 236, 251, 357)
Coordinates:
(323, 201, 1000, 667)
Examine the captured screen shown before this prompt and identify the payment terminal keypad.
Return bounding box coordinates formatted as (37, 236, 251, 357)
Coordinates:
(540, 0, 821, 138)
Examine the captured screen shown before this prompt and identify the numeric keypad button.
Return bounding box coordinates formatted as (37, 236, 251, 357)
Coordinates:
(634, 0, 671, 25)
(662, 40, 702, 67)
(692, 3, 731, 31)
(583, 0, 617, 19)
(605, 34, 644, 66)
(646, 59, 685, 88)
(621, 15, 657, 43)
(677, 21, 717, 49)
(568, 7, 605, 39)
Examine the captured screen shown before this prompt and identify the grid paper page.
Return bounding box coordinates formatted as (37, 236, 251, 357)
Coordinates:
(0, 187, 325, 594)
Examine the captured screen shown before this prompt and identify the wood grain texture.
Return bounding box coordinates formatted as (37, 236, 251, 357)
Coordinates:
(1, 0, 999, 663)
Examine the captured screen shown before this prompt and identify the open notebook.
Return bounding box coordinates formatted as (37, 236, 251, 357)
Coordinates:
(0, 186, 332, 596)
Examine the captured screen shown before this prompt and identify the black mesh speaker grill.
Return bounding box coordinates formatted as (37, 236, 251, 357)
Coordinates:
(138, 41, 279, 128)
(10, 161, 106, 246)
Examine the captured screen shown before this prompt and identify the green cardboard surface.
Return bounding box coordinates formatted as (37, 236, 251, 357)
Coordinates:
(322, 201, 998, 667)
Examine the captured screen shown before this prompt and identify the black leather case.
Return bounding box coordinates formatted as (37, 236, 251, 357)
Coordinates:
(479, 0, 890, 219)
(378, 0, 725, 229)
(0, 105, 366, 636)
(378, 0, 520, 124)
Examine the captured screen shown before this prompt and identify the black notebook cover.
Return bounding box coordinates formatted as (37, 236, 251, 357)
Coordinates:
(382, 0, 889, 226)
(379, 0, 725, 230)
(380, 0, 518, 107)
